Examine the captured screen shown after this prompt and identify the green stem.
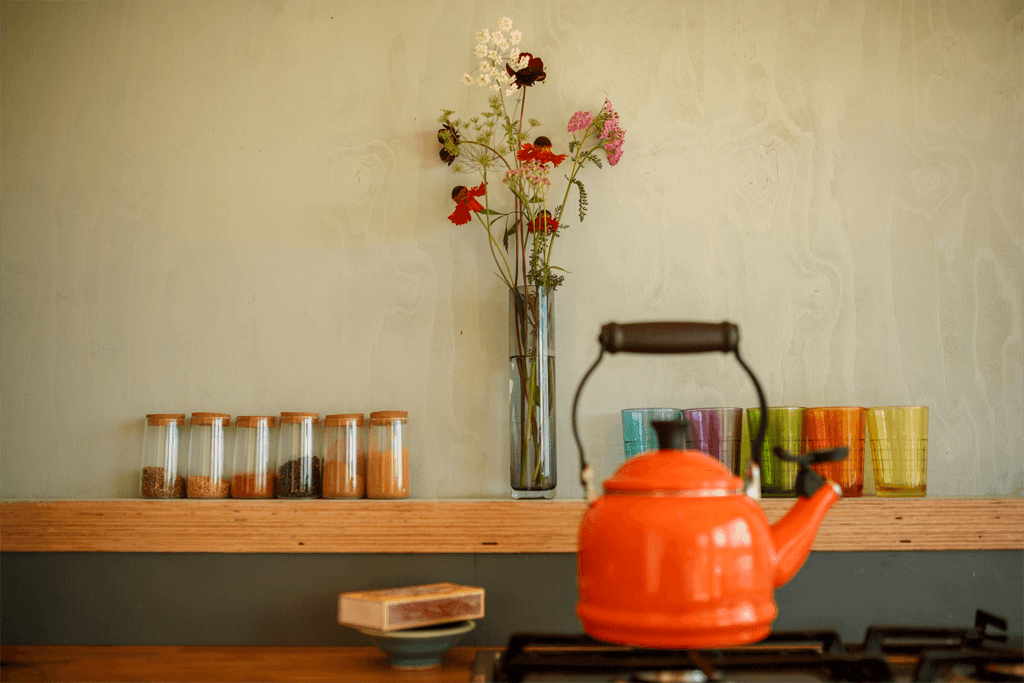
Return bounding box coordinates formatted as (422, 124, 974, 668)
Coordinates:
(475, 183, 513, 289)
(552, 128, 596, 225)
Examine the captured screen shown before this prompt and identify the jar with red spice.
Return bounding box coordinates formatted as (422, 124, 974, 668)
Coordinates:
(140, 414, 187, 498)
(367, 411, 410, 499)
(232, 416, 278, 498)
(322, 414, 366, 498)
(186, 413, 232, 498)
(277, 412, 321, 498)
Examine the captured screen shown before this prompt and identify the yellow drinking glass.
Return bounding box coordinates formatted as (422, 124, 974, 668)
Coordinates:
(866, 406, 928, 497)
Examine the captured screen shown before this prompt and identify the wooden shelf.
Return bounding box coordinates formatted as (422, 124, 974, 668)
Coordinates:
(0, 645, 483, 682)
(0, 498, 1020, 554)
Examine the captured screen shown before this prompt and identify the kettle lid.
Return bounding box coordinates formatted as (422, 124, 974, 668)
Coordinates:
(604, 448, 743, 492)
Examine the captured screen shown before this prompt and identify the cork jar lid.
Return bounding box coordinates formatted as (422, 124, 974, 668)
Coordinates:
(370, 410, 408, 423)
(236, 415, 277, 429)
(146, 414, 186, 426)
(325, 413, 365, 427)
(191, 412, 231, 425)
(280, 412, 320, 424)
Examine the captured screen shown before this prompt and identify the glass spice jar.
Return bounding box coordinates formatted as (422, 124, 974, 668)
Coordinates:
(232, 416, 278, 498)
(140, 414, 187, 498)
(322, 414, 366, 498)
(277, 412, 321, 498)
(187, 413, 232, 498)
(367, 411, 410, 499)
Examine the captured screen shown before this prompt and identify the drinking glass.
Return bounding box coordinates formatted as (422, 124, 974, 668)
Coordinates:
(622, 408, 683, 457)
(805, 407, 865, 497)
(746, 407, 805, 497)
(867, 406, 928, 497)
(683, 408, 742, 474)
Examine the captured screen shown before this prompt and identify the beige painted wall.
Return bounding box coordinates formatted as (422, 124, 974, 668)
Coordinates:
(2, 1, 1021, 499)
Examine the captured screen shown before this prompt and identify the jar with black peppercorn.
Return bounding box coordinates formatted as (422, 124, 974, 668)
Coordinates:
(277, 412, 321, 498)
(232, 416, 278, 498)
(367, 411, 410, 499)
(186, 413, 232, 498)
(140, 414, 187, 498)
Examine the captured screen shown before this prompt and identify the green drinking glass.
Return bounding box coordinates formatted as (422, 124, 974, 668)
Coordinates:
(746, 407, 805, 497)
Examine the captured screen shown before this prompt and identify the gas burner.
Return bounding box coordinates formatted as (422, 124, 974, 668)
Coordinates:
(630, 671, 709, 683)
(473, 610, 1023, 683)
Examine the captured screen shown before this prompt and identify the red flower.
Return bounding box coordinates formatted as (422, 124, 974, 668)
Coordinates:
(506, 52, 546, 87)
(527, 210, 558, 234)
(448, 183, 486, 225)
(517, 137, 567, 167)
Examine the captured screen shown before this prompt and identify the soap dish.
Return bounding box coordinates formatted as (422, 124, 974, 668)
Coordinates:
(355, 619, 476, 670)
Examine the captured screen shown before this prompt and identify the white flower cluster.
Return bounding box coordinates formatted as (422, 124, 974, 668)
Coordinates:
(461, 18, 528, 98)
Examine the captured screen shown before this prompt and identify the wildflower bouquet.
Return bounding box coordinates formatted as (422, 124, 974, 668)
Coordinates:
(436, 17, 625, 497)
(437, 18, 625, 292)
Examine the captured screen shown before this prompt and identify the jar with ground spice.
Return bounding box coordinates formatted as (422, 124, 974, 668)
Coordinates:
(140, 414, 187, 498)
(232, 416, 278, 498)
(367, 411, 410, 499)
(186, 413, 232, 498)
(277, 412, 321, 498)
(322, 414, 365, 498)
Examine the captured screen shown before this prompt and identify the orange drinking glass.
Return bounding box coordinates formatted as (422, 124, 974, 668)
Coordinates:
(805, 407, 865, 497)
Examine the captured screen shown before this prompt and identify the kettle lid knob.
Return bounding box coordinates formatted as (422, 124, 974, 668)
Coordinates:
(651, 419, 690, 451)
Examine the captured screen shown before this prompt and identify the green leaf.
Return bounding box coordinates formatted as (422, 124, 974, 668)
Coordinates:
(572, 178, 589, 222)
(503, 223, 517, 250)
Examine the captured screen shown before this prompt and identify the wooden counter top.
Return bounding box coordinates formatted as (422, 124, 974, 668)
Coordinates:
(1, 498, 1021, 553)
(0, 645, 485, 682)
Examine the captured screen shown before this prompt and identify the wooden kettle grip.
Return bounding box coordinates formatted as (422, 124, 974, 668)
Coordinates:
(599, 321, 739, 355)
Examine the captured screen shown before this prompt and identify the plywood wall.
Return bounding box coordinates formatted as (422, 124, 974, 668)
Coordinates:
(1, 1, 1021, 498)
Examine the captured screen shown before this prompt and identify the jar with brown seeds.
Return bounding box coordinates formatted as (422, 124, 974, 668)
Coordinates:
(140, 414, 187, 498)
(186, 413, 232, 499)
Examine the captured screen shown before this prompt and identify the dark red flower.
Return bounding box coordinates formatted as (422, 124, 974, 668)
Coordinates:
(437, 123, 460, 165)
(506, 52, 546, 87)
(527, 210, 558, 234)
(517, 137, 567, 167)
(448, 183, 486, 225)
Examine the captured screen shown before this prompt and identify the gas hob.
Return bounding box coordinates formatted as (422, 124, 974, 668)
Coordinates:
(472, 610, 1023, 683)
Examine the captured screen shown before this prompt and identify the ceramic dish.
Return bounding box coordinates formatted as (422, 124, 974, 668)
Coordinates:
(355, 619, 476, 669)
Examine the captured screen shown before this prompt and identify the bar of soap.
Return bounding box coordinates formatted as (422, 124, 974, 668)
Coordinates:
(338, 583, 485, 631)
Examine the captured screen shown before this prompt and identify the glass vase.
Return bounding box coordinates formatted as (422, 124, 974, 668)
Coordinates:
(509, 285, 556, 499)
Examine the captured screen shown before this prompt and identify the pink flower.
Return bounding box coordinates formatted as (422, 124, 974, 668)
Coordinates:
(598, 99, 626, 166)
(604, 139, 624, 166)
(567, 110, 593, 134)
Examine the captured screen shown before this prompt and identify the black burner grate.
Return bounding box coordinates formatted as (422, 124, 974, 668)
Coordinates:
(477, 610, 1022, 683)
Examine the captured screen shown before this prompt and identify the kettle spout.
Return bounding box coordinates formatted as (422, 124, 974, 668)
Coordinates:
(769, 482, 841, 588)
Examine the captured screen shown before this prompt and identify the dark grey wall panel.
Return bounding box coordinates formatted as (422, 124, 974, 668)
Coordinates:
(1, 552, 1020, 647)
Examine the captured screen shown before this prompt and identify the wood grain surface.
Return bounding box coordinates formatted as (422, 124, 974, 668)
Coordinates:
(0, 498, 1020, 553)
(0, 645, 481, 682)
(1, 2, 1021, 505)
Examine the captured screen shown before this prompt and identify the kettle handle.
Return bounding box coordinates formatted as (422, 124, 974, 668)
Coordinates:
(571, 321, 768, 501)
(599, 321, 739, 355)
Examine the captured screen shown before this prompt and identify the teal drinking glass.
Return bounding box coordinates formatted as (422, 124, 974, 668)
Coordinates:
(621, 408, 682, 457)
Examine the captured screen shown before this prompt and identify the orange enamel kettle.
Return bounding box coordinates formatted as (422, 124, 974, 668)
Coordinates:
(571, 321, 848, 649)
